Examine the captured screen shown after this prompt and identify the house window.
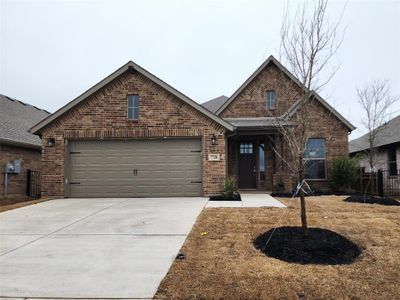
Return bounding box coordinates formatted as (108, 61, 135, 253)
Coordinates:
(388, 145, 398, 176)
(266, 90, 276, 110)
(240, 142, 253, 154)
(304, 138, 326, 179)
(259, 143, 266, 181)
(127, 95, 139, 120)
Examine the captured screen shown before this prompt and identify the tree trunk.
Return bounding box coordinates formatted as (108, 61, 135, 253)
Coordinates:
(298, 156, 308, 236)
(300, 191, 307, 236)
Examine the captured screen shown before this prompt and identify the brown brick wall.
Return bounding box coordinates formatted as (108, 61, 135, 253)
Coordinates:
(222, 62, 350, 193)
(40, 71, 227, 197)
(273, 99, 350, 193)
(220, 62, 302, 118)
(0, 144, 42, 202)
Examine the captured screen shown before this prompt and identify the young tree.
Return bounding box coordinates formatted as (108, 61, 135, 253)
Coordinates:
(357, 80, 398, 195)
(275, 0, 344, 236)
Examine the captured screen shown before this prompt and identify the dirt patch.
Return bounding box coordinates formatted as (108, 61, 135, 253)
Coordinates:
(0, 198, 50, 213)
(254, 226, 361, 265)
(344, 194, 400, 206)
(156, 196, 400, 300)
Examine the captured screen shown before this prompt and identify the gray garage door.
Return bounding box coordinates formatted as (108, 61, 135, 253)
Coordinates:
(68, 139, 202, 198)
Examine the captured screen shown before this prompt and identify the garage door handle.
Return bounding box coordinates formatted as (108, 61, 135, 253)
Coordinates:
(190, 181, 202, 183)
(70, 182, 81, 185)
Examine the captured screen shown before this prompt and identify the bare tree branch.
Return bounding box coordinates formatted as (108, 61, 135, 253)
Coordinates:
(357, 79, 399, 172)
(273, 0, 345, 236)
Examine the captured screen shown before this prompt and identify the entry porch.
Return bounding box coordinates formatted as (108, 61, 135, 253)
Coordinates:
(226, 128, 293, 193)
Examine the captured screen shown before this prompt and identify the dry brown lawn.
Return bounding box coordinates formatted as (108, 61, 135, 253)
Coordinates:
(156, 196, 400, 300)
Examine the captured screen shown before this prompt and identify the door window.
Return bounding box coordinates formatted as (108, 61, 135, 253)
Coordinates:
(240, 142, 253, 154)
(259, 143, 265, 181)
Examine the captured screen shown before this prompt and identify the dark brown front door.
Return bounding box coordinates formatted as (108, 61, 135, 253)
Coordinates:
(238, 142, 256, 189)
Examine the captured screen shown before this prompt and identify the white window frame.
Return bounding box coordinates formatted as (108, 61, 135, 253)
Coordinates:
(266, 90, 276, 110)
(127, 95, 139, 120)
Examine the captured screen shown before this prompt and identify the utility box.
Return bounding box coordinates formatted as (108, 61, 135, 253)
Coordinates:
(5, 160, 22, 174)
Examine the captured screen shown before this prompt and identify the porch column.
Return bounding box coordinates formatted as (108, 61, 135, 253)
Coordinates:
(274, 134, 283, 173)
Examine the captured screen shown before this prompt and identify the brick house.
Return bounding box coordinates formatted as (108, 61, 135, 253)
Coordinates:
(31, 56, 355, 198)
(0, 94, 50, 202)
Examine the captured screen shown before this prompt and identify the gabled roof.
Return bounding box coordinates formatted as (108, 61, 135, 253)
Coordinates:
(0, 94, 50, 148)
(214, 55, 355, 132)
(31, 61, 234, 134)
(349, 114, 400, 153)
(201, 95, 228, 113)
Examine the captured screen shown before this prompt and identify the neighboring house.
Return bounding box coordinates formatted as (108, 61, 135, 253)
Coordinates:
(31, 56, 354, 198)
(349, 114, 400, 175)
(0, 94, 50, 201)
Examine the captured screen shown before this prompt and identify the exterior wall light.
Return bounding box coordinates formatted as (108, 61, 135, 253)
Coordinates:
(47, 138, 55, 147)
(211, 134, 217, 145)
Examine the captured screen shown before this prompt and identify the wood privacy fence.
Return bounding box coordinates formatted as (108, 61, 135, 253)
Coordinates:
(27, 169, 41, 198)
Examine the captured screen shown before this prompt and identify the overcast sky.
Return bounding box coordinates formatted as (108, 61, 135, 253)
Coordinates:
(1, 0, 399, 139)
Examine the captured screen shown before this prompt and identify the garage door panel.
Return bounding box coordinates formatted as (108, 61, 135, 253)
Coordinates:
(69, 139, 202, 197)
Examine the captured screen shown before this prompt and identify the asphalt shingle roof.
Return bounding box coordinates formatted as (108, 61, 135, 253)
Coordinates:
(349, 114, 400, 153)
(0, 94, 50, 148)
(223, 117, 291, 128)
(201, 95, 228, 113)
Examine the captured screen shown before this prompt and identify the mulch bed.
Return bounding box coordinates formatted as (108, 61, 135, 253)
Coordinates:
(209, 194, 241, 201)
(253, 226, 361, 265)
(344, 194, 400, 206)
(271, 191, 349, 198)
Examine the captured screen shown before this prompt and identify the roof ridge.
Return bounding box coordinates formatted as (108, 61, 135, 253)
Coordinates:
(0, 94, 50, 114)
(350, 113, 400, 143)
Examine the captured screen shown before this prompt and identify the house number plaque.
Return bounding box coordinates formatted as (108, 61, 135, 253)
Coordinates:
(208, 154, 220, 161)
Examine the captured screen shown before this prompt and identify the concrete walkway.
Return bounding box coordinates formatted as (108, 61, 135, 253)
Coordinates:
(206, 193, 286, 208)
(0, 197, 207, 299)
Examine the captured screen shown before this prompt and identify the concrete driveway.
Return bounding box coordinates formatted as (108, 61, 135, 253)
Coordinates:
(0, 197, 207, 299)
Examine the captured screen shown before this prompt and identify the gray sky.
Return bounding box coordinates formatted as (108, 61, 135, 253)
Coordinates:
(1, 0, 399, 139)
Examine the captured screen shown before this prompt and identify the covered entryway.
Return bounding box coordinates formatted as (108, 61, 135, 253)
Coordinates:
(67, 139, 202, 197)
(227, 133, 277, 191)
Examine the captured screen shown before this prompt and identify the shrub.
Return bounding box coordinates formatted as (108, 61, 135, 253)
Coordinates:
(223, 178, 238, 199)
(331, 157, 359, 191)
(275, 179, 285, 192)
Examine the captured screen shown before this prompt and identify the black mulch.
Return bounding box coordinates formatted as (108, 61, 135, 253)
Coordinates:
(209, 194, 241, 201)
(271, 191, 350, 198)
(253, 226, 361, 265)
(344, 194, 400, 206)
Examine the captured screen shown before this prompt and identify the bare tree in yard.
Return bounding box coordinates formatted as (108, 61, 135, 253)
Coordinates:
(357, 80, 398, 195)
(275, 0, 344, 236)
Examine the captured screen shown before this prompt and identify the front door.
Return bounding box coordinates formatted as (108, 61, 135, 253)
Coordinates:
(238, 142, 256, 189)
